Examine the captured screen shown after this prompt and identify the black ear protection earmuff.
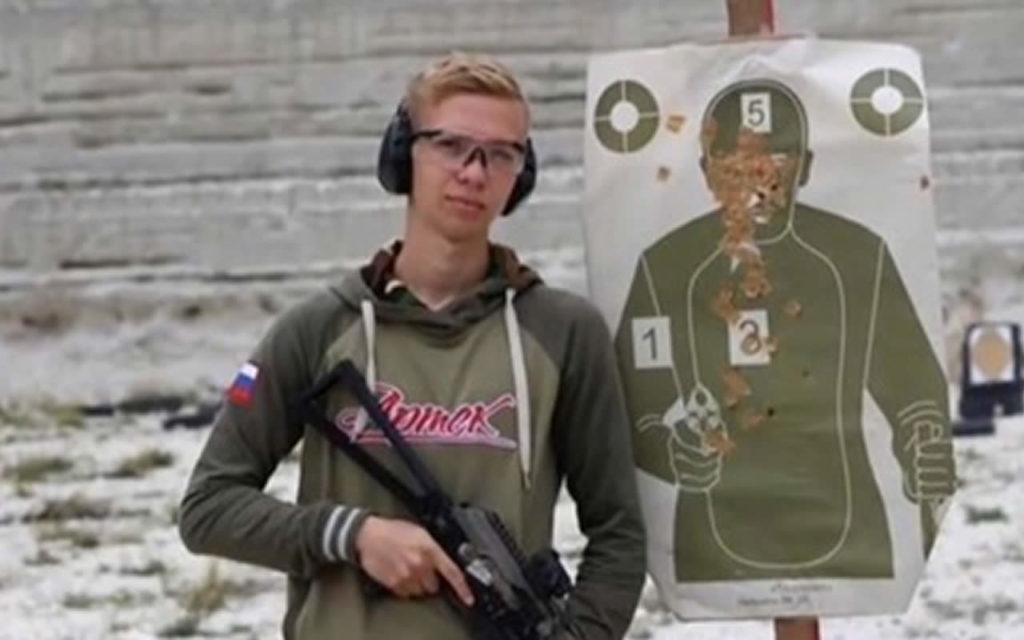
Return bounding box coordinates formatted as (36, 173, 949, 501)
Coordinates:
(376, 102, 537, 216)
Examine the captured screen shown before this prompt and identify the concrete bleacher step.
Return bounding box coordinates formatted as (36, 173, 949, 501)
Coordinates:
(0, 0, 1020, 288)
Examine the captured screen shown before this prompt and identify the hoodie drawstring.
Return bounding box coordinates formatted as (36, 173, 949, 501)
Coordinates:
(354, 300, 377, 439)
(354, 290, 533, 490)
(504, 288, 533, 490)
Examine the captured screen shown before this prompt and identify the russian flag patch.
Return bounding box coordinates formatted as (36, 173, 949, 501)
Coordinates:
(227, 362, 260, 408)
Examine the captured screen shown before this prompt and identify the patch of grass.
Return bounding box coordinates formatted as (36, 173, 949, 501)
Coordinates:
(183, 563, 229, 616)
(37, 525, 100, 549)
(167, 502, 181, 526)
(0, 403, 39, 429)
(166, 501, 181, 528)
(923, 599, 967, 620)
(24, 548, 61, 566)
(40, 402, 85, 430)
(107, 449, 175, 479)
(62, 593, 98, 609)
(28, 494, 110, 522)
(108, 531, 144, 545)
(179, 563, 262, 618)
(1002, 542, 1024, 563)
(964, 504, 1009, 524)
(69, 530, 100, 548)
(63, 590, 149, 610)
(972, 596, 1020, 625)
(0, 402, 85, 430)
(120, 559, 166, 577)
(159, 616, 200, 638)
(3, 456, 73, 483)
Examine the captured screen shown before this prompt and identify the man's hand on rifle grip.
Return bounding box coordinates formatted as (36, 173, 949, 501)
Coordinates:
(354, 515, 476, 607)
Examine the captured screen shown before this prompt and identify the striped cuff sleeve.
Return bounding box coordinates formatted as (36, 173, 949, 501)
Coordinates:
(321, 505, 371, 563)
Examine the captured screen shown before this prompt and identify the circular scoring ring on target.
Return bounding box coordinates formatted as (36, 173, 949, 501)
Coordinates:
(850, 68, 925, 137)
(593, 79, 660, 153)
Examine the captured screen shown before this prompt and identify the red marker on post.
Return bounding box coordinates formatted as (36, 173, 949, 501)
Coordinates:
(727, 0, 776, 37)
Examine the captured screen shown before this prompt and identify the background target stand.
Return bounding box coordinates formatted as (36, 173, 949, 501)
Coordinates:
(954, 322, 1024, 436)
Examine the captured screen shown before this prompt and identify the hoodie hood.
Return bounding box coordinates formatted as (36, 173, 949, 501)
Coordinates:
(330, 241, 542, 335)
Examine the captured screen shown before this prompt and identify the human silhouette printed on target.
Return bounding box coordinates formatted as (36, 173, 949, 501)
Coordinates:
(614, 79, 955, 582)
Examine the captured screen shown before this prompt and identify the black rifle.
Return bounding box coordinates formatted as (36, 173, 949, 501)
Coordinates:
(296, 359, 574, 640)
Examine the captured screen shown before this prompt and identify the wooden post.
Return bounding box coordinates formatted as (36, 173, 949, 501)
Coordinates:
(726, 0, 775, 36)
(774, 617, 822, 640)
(725, 4, 821, 639)
(724, 7, 821, 637)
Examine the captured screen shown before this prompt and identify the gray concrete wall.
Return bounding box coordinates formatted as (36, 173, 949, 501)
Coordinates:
(0, 0, 1021, 289)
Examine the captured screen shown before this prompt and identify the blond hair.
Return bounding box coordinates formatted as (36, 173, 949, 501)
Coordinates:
(405, 53, 530, 125)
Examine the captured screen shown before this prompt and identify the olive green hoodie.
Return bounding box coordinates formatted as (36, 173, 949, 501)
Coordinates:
(179, 245, 646, 639)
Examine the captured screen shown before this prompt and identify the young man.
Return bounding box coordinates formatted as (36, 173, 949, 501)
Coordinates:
(179, 54, 646, 640)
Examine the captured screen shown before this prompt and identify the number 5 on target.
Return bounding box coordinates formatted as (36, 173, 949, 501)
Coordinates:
(741, 91, 772, 133)
(632, 317, 673, 369)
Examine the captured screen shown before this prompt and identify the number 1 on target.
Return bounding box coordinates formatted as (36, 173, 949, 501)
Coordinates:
(632, 317, 673, 369)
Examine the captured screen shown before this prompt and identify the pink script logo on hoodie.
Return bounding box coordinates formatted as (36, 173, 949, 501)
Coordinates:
(334, 383, 518, 450)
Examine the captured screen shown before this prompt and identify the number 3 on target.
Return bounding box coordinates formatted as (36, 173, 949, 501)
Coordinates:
(632, 317, 673, 369)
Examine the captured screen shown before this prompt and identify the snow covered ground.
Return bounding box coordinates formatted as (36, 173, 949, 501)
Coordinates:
(0, 259, 1022, 640)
